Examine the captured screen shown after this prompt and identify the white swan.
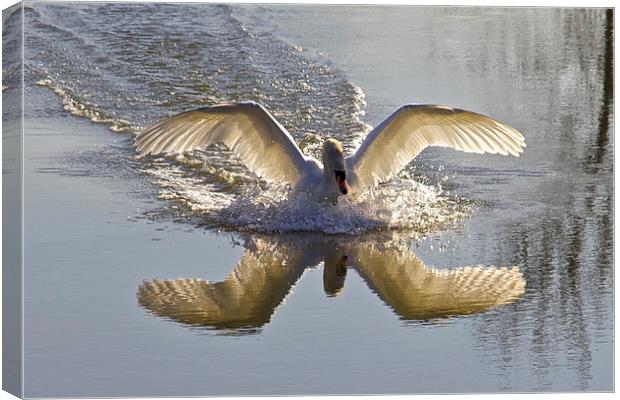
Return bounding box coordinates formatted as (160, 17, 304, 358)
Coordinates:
(134, 101, 525, 197)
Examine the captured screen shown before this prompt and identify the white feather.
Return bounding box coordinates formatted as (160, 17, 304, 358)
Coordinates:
(134, 101, 310, 186)
(346, 104, 526, 190)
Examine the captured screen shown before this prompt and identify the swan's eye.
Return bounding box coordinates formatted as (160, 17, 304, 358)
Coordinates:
(334, 170, 346, 181)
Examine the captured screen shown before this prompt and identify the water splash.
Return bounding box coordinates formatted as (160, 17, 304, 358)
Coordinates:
(142, 157, 473, 235)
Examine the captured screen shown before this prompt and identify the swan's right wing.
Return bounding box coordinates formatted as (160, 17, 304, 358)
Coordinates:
(134, 102, 308, 186)
(352, 244, 526, 320)
(137, 240, 307, 331)
(346, 104, 526, 190)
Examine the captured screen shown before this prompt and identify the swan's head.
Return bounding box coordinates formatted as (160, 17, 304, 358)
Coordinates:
(323, 254, 348, 297)
(322, 138, 348, 195)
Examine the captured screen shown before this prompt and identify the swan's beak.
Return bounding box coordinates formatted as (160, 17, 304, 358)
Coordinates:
(335, 170, 348, 195)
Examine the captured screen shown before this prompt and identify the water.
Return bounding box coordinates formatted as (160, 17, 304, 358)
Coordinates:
(6, 3, 613, 396)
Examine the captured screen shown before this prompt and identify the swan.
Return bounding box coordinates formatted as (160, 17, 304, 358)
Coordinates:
(134, 101, 525, 197)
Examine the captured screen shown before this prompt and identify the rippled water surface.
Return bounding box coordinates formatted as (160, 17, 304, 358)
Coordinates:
(6, 3, 612, 396)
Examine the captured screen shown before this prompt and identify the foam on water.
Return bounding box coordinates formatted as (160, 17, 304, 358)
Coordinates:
(35, 78, 134, 132)
(219, 182, 469, 235)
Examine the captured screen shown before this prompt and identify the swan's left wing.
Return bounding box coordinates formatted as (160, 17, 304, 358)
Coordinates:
(346, 104, 526, 190)
(134, 102, 308, 186)
(352, 244, 526, 320)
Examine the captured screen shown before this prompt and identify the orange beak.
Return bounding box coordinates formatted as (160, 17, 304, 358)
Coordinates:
(336, 176, 348, 195)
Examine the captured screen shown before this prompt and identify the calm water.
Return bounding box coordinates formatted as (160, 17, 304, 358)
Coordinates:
(4, 3, 613, 396)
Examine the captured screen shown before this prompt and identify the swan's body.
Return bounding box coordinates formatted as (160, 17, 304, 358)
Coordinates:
(134, 101, 525, 198)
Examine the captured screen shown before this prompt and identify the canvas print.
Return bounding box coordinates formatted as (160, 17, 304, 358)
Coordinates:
(2, 1, 614, 397)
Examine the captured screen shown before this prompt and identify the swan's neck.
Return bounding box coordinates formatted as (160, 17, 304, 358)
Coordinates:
(322, 147, 343, 177)
(323, 160, 334, 181)
(321, 138, 347, 195)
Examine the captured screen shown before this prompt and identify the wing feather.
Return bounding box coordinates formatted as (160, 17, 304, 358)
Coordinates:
(134, 102, 308, 185)
(346, 104, 526, 189)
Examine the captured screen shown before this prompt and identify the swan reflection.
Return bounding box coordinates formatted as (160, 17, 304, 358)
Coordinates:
(138, 235, 525, 332)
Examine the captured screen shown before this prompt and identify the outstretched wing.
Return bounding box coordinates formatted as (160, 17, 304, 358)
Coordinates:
(352, 244, 525, 320)
(134, 101, 308, 185)
(346, 104, 526, 190)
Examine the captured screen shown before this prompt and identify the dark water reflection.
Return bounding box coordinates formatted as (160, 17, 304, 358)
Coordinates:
(138, 234, 526, 333)
(463, 9, 614, 390)
(587, 9, 613, 172)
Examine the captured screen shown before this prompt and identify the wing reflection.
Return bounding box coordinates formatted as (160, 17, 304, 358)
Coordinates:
(138, 235, 525, 332)
(138, 239, 307, 331)
(352, 243, 525, 320)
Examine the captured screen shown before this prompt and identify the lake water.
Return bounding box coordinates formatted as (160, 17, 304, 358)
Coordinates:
(5, 3, 613, 396)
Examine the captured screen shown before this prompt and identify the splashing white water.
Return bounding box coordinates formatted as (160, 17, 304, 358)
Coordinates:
(143, 156, 472, 236)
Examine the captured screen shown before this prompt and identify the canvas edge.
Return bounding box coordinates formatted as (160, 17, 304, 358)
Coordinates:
(2, 1, 24, 398)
